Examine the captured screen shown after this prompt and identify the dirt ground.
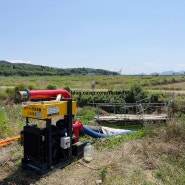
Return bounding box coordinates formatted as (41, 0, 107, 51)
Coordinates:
(0, 139, 163, 185)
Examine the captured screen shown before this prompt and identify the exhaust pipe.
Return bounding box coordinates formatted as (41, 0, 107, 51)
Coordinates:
(16, 89, 71, 101)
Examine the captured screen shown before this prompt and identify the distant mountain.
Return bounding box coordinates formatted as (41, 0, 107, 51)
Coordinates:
(161, 71, 177, 75)
(0, 60, 119, 76)
(151, 70, 185, 75)
(0, 60, 11, 65)
(174, 71, 185, 75)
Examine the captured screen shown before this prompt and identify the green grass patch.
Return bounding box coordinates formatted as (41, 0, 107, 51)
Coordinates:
(155, 157, 185, 185)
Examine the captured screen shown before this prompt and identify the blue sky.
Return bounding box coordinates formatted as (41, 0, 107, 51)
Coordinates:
(1, 0, 185, 74)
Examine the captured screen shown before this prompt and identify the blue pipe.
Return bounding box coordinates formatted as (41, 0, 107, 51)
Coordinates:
(83, 125, 137, 138)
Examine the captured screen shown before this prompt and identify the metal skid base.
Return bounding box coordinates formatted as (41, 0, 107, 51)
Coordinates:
(22, 158, 73, 175)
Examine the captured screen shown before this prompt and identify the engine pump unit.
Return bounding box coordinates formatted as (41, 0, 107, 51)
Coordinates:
(21, 98, 85, 175)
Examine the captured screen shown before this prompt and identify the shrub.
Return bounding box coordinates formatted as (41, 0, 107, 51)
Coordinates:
(47, 84, 57, 90)
(125, 84, 147, 103)
(28, 83, 36, 90)
(63, 86, 71, 92)
(5, 87, 15, 99)
(14, 84, 27, 92)
(149, 92, 164, 103)
(0, 90, 8, 100)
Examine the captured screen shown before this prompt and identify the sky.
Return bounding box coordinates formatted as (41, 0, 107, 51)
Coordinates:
(0, 0, 185, 74)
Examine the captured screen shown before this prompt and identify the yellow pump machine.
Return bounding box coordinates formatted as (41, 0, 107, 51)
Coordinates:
(18, 89, 85, 175)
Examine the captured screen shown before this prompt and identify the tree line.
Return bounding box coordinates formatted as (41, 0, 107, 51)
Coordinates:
(0, 60, 119, 76)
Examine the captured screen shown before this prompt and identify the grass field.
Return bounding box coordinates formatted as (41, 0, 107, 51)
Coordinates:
(0, 75, 185, 185)
(0, 75, 185, 90)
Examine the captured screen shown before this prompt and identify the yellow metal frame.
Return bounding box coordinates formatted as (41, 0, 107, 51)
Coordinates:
(22, 100, 77, 119)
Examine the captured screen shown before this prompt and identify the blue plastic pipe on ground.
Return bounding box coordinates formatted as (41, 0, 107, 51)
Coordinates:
(83, 125, 137, 138)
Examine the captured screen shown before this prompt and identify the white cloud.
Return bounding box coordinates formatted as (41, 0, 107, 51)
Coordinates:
(8, 60, 31, 64)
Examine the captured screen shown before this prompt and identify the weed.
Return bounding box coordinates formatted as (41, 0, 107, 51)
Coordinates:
(100, 166, 108, 182)
(142, 122, 163, 137)
(158, 119, 185, 142)
(129, 169, 144, 184)
(0, 106, 9, 137)
(76, 108, 96, 125)
(155, 160, 185, 185)
(0, 103, 24, 138)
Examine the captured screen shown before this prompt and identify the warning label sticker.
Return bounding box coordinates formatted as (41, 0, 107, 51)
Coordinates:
(47, 106, 59, 116)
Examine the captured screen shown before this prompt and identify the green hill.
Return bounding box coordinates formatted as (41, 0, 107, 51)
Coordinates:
(0, 60, 119, 76)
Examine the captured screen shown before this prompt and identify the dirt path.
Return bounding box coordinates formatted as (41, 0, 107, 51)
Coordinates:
(0, 86, 14, 89)
(148, 89, 185, 95)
